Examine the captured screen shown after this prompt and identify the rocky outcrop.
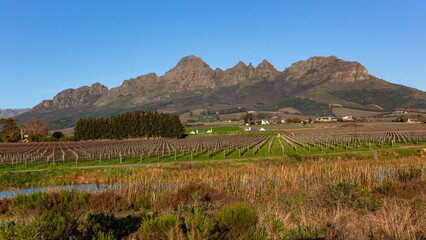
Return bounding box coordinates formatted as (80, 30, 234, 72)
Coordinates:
(107, 73, 160, 97)
(33, 83, 109, 111)
(283, 56, 369, 84)
(162, 55, 215, 92)
(254, 60, 279, 81)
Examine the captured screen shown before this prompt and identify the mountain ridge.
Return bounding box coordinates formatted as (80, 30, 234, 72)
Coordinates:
(17, 55, 426, 129)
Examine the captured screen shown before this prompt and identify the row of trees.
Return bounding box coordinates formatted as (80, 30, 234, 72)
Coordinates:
(74, 111, 185, 140)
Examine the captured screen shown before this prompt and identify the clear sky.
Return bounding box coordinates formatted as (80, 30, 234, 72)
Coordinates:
(1, 0, 425, 109)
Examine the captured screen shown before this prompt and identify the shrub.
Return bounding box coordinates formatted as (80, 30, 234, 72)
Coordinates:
(132, 193, 152, 211)
(89, 192, 130, 214)
(134, 215, 176, 240)
(0, 221, 38, 240)
(179, 206, 210, 239)
(35, 209, 80, 239)
(85, 213, 142, 239)
(323, 182, 382, 211)
(281, 225, 324, 240)
(0, 199, 10, 214)
(209, 203, 258, 240)
(92, 231, 117, 240)
(27, 134, 44, 142)
(52, 131, 65, 140)
(157, 183, 231, 210)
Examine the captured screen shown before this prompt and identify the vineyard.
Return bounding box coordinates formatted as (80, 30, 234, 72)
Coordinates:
(0, 131, 425, 168)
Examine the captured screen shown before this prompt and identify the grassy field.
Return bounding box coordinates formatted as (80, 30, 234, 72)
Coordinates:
(184, 126, 244, 134)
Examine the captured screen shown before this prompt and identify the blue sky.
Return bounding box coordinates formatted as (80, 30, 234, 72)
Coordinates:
(1, 0, 425, 109)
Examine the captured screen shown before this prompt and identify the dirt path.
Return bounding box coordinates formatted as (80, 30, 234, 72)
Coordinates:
(3, 145, 425, 173)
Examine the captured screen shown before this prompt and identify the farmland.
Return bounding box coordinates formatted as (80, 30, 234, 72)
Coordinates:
(0, 122, 425, 239)
(0, 129, 425, 170)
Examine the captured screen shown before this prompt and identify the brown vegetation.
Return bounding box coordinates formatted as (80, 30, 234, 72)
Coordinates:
(157, 183, 234, 210)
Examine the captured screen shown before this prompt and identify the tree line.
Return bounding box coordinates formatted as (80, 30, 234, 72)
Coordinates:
(74, 111, 185, 140)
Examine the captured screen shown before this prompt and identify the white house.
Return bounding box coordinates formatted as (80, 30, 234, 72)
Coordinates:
(259, 128, 266, 131)
(316, 117, 338, 122)
(189, 131, 196, 135)
(261, 119, 269, 125)
(342, 116, 353, 121)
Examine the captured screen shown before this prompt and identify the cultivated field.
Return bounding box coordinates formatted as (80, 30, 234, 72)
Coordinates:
(1, 128, 425, 170)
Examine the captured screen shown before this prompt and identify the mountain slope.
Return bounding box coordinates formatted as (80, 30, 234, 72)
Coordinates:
(16, 56, 426, 129)
(0, 108, 30, 118)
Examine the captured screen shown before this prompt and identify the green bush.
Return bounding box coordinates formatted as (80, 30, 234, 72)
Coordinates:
(85, 213, 141, 239)
(27, 134, 44, 142)
(92, 231, 117, 240)
(209, 203, 258, 240)
(137, 215, 176, 239)
(281, 225, 324, 240)
(0, 221, 38, 240)
(1, 209, 80, 240)
(179, 206, 209, 239)
(52, 131, 65, 140)
(36, 209, 78, 239)
(324, 182, 382, 211)
(132, 193, 152, 211)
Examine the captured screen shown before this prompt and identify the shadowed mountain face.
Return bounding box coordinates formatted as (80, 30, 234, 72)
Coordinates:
(17, 55, 426, 129)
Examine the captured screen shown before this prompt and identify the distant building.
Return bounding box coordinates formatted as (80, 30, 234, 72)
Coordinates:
(244, 127, 258, 131)
(407, 118, 419, 123)
(329, 103, 343, 108)
(196, 130, 206, 134)
(261, 119, 269, 125)
(342, 116, 353, 121)
(316, 117, 338, 122)
(189, 131, 196, 135)
(259, 128, 266, 131)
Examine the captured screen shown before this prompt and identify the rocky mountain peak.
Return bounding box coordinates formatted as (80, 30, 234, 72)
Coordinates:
(174, 55, 210, 69)
(162, 55, 215, 91)
(255, 59, 278, 80)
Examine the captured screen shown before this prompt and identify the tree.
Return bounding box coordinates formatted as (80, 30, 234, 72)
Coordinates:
(244, 113, 255, 125)
(52, 131, 65, 140)
(0, 118, 18, 141)
(25, 119, 48, 136)
(19, 125, 25, 140)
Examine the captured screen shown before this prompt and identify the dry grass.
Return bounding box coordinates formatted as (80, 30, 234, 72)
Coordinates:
(1, 156, 424, 239)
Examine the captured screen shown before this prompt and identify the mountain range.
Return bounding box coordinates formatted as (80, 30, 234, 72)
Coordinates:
(0, 108, 30, 119)
(16, 55, 426, 129)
